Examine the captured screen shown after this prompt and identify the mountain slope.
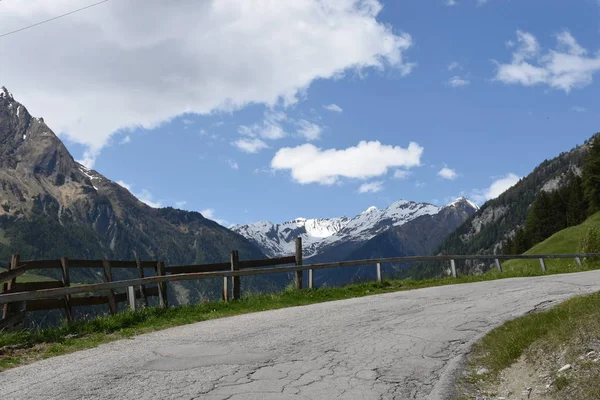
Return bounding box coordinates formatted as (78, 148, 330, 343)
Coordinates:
(0, 87, 265, 289)
(436, 137, 593, 256)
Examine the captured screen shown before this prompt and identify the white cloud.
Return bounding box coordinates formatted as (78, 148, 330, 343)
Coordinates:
(0, 0, 414, 167)
(393, 169, 411, 179)
(228, 159, 239, 170)
(358, 181, 384, 193)
(120, 135, 131, 144)
(495, 30, 600, 92)
(238, 109, 288, 141)
(448, 61, 460, 70)
(296, 120, 323, 141)
(447, 76, 470, 87)
(438, 167, 458, 180)
(233, 138, 269, 153)
(323, 103, 343, 113)
(446, 0, 458, 6)
(175, 201, 187, 208)
(200, 208, 227, 226)
(572, 105, 587, 112)
(271, 140, 423, 185)
(471, 173, 520, 203)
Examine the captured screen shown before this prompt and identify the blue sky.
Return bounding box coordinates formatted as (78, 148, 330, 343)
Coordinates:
(1, 0, 599, 226)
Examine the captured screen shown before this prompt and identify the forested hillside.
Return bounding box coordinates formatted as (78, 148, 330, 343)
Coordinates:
(436, 134, 596, 256)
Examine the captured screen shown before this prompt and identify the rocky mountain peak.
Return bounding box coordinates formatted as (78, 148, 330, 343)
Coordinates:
(0, 86, 14, 100)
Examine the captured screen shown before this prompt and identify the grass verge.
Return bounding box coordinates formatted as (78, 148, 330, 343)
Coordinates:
(461, 291, 600, 399)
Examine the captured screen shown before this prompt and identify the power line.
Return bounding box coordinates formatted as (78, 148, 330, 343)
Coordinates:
(0, 0, 109, 39)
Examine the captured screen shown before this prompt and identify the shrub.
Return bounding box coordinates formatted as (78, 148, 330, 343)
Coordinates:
(578, 227, 600, 265)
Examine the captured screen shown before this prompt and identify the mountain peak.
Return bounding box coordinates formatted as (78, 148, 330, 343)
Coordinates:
(445, 196, 480, 210)
(0, 86, 14, 100)
(362, 206, 379, 214)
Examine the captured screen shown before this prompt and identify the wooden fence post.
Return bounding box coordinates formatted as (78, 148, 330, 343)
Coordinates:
(135, 258, 149, 308)
(2, 255, 17, 319)
(127, 286, 136, 312)
(539, 258, 547, 273)
(376, 263, 382, 283)
(575, 257, 582, 268)
(231, 250, 240, 300)
(60, 257, 73, 322)
(155, 261, 168, 308)
(295, 238, 303, 290)
(450, 259, 457, 278)
(494, 258, 502, 273)
(222, 274, 229, 302)
(2, 255, 24, 328)
(103, 259, 117, 315)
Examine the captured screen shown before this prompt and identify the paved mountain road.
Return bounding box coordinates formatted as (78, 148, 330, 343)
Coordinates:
(2, 271, 600, 400)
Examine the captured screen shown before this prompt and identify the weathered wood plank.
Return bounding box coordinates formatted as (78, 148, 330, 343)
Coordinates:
(295, 238, 303, 290)
(238, 256, 296, 269)
(2, 255, 19, 318)
(15, 259, 61, 269)
(0, 265, 29, 286)
(103, 259, 118, 314)
(3, 281, 63, 294)
(231, 251, 240, 301)
(155, 262, 167, 308)
(26, 287, 158, 311)
(136, 258, 149, 308)
(60, 257, 73, 322)
(165, 263, 230, 274)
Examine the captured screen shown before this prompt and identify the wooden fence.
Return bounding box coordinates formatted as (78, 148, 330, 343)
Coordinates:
(1, 236, 599, 330)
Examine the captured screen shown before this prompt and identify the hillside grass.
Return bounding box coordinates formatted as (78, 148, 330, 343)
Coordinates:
(502, 212, 600, 275)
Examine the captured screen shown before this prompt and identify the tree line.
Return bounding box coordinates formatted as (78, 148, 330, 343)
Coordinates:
(503, 135, 600, 254)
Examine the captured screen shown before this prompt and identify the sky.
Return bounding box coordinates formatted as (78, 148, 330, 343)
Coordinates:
(1, 0, 599, 226)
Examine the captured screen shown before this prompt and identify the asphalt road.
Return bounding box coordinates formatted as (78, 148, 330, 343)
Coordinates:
(2, 271, 600, 400)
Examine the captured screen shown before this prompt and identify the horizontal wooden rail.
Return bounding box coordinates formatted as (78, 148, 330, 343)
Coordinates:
(164, 262, 230, 274)
(0, 266, 29, 285)
(238, 255, 296, 269)
(2, 253, 600, 305)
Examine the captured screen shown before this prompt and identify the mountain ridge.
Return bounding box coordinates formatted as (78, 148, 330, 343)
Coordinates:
(233, 197, 479, 259)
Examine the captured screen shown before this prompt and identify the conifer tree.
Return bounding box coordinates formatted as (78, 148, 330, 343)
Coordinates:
(582, 134, 600, 216)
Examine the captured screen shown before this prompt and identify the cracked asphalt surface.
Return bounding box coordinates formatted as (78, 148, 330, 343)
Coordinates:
(2, 271, 600, 400)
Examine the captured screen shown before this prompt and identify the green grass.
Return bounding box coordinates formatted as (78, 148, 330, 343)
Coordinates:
(470, 291, 600, 373)
(465, 291, 600, 399)
(502, 212, 600, 275)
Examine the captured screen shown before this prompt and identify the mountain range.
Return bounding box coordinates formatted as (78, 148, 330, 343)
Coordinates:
(233, 197, 479, 284)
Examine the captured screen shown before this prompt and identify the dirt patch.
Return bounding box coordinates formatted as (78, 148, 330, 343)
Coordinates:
(460, 343, 600, 400)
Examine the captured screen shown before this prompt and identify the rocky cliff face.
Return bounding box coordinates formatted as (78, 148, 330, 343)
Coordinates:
(0, 87, 264, 293)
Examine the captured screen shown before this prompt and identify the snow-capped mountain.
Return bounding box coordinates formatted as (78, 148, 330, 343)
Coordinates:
(232, 197, 479, 258)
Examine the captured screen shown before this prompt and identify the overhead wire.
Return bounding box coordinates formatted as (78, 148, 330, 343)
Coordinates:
(0, 0, 109, 39)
